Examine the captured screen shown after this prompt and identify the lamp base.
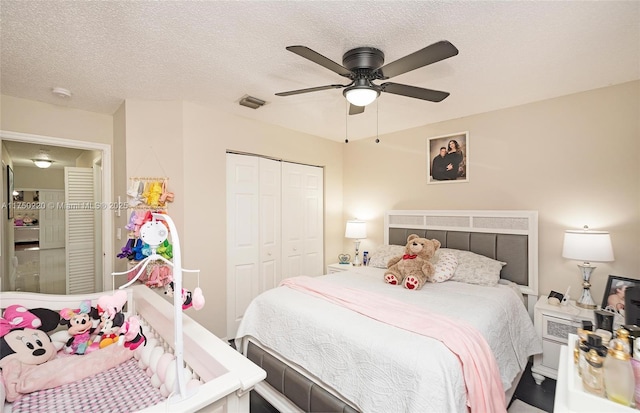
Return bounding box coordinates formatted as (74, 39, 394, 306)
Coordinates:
(352, 239, 362, 266)
(576, 263, 597, 309)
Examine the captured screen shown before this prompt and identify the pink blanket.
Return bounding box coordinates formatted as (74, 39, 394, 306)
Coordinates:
(2, 344, 134, 402)
(281, 276, 506, 413)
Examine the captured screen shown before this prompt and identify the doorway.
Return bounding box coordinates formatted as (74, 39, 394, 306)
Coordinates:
(0, 130, 113, 293)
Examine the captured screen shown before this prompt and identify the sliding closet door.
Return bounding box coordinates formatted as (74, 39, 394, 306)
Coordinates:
(281, 162, 323, 279)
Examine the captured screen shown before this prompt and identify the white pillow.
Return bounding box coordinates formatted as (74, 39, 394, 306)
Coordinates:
(442, 248, 506, 287)
(367, 245, 405, 268)
(430, 250, 458, 283)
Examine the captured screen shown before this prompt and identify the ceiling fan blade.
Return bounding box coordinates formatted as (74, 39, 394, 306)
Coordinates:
(377, 40, 459, 79)
(349, 104, 365, 115)
(286, 46, 352, 77)
(381, 82, 450, 102)
(275, 84, 346, 97)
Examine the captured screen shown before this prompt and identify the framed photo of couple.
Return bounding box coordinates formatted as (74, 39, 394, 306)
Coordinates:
(427, 131, 468, 184)
(601, 275, 638, 314)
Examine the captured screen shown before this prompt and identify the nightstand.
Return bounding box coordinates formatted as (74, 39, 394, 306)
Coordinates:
(327, 263, 352, 274)
(532, 296, 594, 385)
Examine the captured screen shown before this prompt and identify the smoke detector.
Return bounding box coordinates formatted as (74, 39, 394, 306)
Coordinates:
(52, 87, 72, 98)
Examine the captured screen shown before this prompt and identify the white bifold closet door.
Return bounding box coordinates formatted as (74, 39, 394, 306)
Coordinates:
(281, 162, 324, 280)
(226, 153, 323, 338)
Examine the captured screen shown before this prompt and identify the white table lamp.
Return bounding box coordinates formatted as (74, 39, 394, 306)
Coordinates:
(562, 226, 614, 309)
(345, 220, 367, 266)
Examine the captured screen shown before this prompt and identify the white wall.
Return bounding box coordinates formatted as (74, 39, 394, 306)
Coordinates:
(342, 80, 640, 301)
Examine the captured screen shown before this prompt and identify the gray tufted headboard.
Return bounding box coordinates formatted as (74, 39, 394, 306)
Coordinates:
(385, 210, 538, 306)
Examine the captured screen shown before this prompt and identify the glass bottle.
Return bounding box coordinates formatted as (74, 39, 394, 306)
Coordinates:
(616, 328, 631, 354)
(582, 349, 605, 397)
(603, 338, 635, 406)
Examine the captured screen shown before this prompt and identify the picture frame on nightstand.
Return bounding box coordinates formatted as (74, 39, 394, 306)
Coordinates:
(601, 275, 638, 313)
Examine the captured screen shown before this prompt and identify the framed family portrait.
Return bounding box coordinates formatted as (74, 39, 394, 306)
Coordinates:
(427, 131, 469, 184)
(601, 275, 638, 313)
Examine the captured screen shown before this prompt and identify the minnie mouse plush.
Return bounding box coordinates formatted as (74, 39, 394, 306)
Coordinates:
(0, 305, 60, 368)
(164, 282, 205, 310)
(59, 300, 100, 355)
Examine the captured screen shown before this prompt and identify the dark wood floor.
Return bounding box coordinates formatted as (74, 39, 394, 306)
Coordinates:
(511, 362, 556, 412)
(249, 361, 556, 413)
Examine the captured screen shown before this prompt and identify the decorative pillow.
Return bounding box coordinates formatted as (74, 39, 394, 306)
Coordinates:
(442, 248, 506, 287)
(367, 245, 405, 268)
(429, 250, 458, 283)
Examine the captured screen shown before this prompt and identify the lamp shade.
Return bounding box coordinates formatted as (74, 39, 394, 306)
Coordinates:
(562, 229, 614, 262)
(345, 220, 367, 239)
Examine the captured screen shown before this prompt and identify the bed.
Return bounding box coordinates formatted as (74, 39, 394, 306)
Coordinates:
(1, 213, 265, 413)
(235, 210, 543, 413)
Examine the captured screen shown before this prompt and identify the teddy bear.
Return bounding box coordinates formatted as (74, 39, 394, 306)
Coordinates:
(384, 234, 441, 290)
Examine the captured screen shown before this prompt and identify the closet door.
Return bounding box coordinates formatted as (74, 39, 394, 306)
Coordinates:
(259, 158, 281, 291)
(226, 154, 260, 339)
(281, 162, 324, 279)
(65, 167, 95, 294)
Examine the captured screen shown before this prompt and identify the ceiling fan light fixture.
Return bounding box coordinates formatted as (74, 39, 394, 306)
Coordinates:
(344, 86, 380, 107)
(32, 159, 53, 168)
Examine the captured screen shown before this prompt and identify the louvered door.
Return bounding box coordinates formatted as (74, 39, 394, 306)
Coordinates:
(65, 167, 95, 294)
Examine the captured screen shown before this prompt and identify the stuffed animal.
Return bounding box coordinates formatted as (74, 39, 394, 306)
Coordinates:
(95, 290, 128, 349)
(0, 305, 61, 368)
(59, 300, 100, 355)
(164, 282, 205, 310)
(384, 234, 441, 290)
(119, 316, 146, 350)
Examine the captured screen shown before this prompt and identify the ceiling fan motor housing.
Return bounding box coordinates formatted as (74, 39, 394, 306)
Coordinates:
(342, 47, 385, 73)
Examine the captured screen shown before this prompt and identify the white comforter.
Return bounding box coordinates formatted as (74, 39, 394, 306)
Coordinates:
(236, 266, 541, 413)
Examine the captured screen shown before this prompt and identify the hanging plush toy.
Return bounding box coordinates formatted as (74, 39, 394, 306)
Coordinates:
(164, 282, 205, 310)
(119, 316, 146, 350)
(0, 305, 61, 368)
(59, 300, 100, 355)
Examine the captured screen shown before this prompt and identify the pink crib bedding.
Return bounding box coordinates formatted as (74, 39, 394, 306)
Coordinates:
(11, 358, 164, 412)
(2, 345, 133, 403)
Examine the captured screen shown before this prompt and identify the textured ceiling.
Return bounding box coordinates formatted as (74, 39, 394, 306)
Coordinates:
(3, 140, 86, 168)
(1, 1, 639, 142)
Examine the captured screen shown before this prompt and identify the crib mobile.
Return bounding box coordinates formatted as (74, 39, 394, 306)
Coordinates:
(112, 213, 204, 402)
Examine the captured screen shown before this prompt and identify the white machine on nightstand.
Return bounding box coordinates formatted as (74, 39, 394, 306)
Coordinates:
(532, 295, 594, 385)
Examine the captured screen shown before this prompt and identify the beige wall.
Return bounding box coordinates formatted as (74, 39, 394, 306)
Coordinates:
(14, 165, 64, 189)
(121, 100, 344, 336)
(343, 80, 640, 302)
(112, 103, 128, 275)
(0, 95, 112, 144)
(1, 142, 14, 289)
(1, 80, 637, 337)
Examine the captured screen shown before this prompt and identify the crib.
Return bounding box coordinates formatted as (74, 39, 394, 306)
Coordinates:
(1, 284, 266, 412)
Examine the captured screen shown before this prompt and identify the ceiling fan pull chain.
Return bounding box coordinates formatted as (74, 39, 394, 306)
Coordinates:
(376, 100, 380, 144)
(344, 100, 349, 144)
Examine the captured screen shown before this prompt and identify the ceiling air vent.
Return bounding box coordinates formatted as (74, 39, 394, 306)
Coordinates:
(239, 95, 266, 109)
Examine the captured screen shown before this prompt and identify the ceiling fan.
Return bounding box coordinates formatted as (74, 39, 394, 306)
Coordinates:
(275, 40, 458, 115)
